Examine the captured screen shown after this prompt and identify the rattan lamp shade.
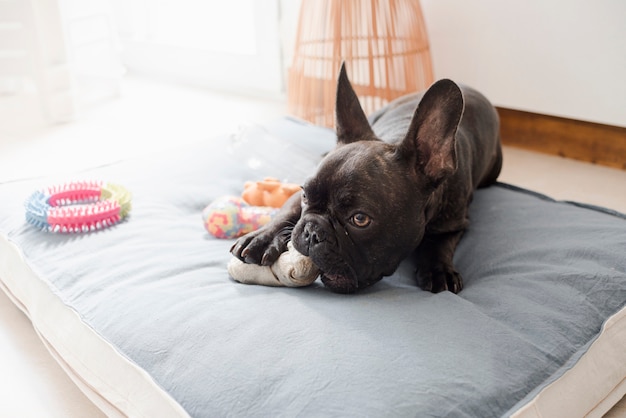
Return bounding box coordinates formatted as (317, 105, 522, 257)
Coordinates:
(287, 0, 434, 128)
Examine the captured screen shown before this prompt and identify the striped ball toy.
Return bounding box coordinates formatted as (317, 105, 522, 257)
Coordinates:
(203, 196, 278, 239)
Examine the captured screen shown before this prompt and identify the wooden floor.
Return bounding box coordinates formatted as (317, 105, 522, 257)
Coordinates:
(0, 76, 625, 417)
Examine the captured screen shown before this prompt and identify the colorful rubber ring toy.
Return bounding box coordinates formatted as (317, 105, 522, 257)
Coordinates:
(25, 181, 132, 233)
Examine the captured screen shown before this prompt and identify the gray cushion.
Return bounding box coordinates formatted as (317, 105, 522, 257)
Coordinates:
(0, 118, 625, 417)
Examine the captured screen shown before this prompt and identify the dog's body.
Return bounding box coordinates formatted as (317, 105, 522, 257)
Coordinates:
(232, 64, 502, 294)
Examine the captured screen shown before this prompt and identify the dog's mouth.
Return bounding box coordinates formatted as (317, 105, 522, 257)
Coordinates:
(319, 270, 359, 294)
(290, 225, 360, 294)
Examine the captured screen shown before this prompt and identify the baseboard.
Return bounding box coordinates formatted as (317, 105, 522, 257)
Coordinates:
(496, 107, 626, 170)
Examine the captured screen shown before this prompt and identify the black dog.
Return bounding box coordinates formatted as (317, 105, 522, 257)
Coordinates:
(232, 64, 502, 294)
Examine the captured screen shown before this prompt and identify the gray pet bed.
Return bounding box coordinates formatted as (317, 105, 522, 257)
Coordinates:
(0, 118, 625, 417)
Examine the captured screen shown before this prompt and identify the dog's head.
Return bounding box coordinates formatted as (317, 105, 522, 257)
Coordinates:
(291, 64, 464, 293)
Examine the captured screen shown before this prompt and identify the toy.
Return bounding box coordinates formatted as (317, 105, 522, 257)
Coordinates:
(202, 196, 278, 239)
(24, 181, 131, 233)
(228, 241, 319, 287)
(242, 177, 301, 208)
(203, 178, 301, 239)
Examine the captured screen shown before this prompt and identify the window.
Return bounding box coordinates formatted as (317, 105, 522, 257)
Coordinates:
(112, 0, 283, 95)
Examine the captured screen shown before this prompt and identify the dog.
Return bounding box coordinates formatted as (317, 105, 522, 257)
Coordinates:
(231, 63, 502, 294)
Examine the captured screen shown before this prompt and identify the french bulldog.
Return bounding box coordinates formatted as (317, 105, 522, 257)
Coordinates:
(231, 63, 502, 294)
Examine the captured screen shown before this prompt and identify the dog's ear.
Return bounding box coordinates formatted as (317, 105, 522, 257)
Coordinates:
(335, 62, 376, 144)
(398, 79, 464, 186)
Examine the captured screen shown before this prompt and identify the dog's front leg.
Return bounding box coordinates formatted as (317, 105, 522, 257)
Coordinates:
(231, 191, 302, 266)
(414, 230, 465, 294)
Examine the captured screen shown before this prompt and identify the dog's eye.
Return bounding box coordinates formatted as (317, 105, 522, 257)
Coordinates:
(301, 191, 308, 206)
(351, 213, 371, 228)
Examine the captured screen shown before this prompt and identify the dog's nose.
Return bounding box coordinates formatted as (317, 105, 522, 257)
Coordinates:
(303, 223, 321, 246)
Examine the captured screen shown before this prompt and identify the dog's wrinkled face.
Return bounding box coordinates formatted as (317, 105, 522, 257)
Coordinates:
(291, 64, 463, 294)
(292, 137, 436, 293)
(291, 142, 429, 293)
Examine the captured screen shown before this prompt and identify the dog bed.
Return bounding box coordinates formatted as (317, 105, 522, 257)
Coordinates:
(0, 117, 625, 417)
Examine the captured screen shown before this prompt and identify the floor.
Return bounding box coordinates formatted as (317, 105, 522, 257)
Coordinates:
(0, 76, 625, 417)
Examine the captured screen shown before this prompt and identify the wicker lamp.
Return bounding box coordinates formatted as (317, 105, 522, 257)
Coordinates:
(287, 0, 434, 128)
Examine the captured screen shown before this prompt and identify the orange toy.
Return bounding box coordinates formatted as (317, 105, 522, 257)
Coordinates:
(242, 177, 301, 208)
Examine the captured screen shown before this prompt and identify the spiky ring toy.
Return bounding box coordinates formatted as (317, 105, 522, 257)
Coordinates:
(25, 181, 132, 233)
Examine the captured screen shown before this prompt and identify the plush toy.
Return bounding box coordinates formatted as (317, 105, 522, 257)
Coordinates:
(228, 241, 319, 287)
(203, 178, 301, 239)
(242, 177, 300, 208)
(202, 196, 278, 239)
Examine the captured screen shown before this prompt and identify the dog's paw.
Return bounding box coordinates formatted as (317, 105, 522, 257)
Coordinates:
(417, 266, 463, 294)
(230, 228, 289, 266)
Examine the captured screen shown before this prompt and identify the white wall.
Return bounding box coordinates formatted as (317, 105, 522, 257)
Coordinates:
(420, 0, 626, 127)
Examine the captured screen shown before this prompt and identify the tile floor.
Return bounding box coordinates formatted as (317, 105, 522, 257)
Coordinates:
(0, 76, 624, 417)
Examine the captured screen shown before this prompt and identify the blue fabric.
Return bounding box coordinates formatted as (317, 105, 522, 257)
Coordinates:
(0, 118, 625, 417)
